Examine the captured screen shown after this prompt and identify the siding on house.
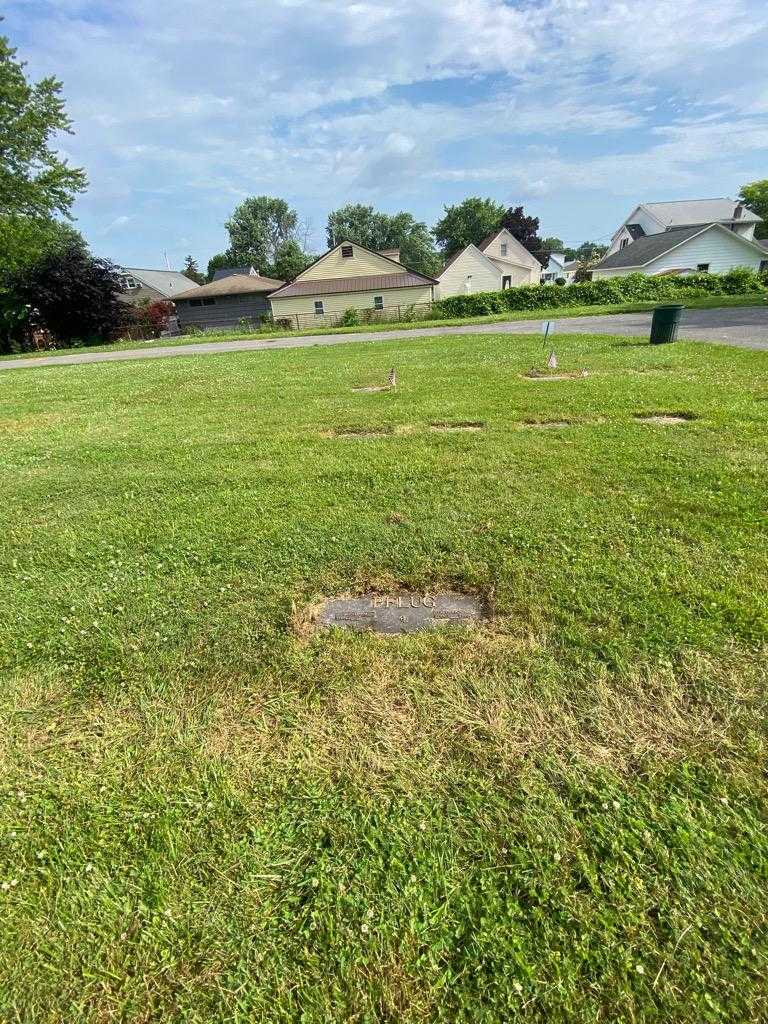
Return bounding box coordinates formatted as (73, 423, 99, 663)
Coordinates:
(481, 229, 539, 272)
(175, 293, 272, 330)
(593, 225, 765, 279)
(270, 284, 434, 323)
(300, 244, 402, 282)
(436, 247, 501, 298)
(119, 282, 165, 306)
(487, 258, 536, 285)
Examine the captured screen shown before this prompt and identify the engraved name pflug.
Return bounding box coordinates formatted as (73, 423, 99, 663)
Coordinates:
(315, 592, 488, 634)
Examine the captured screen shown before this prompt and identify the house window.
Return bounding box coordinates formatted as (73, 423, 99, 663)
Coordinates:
(373, 296, 384, 310)
(760, 260, 768, 274)
(500, 243, 508, 256)
(340, 245, 353, 258)
(190, 299, 203, 307)
(202, 297, 216, 305)
(314, 300, 324, 315)
(697, 263, 710, 272)
(502, 275, 511, 289)
(120, 275, 139, 290)
(620, 238, 629, 249)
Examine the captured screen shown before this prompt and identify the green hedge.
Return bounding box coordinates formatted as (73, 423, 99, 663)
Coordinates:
(432, 268, 767, 318)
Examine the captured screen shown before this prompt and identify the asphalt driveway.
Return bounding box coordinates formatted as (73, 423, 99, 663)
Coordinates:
(2, 305, 766, 371)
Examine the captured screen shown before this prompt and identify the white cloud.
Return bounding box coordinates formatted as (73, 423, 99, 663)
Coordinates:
(4, 0, 767, 264)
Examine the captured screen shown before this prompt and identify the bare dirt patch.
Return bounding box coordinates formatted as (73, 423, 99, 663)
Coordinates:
(325, 425, 395, 439)
(634, 412, 698, 425)
(522, 370, 589, 382)
(522, 419, 572, 429)
(429, 421, 485, 432)
(0, 412, 65, 433)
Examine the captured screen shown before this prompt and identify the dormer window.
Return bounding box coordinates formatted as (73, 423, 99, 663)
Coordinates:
(620, 237, 629, 249)
(341, 245, 353, 258)
(500, 243, 508, 256)
(120, 275, 139, 290)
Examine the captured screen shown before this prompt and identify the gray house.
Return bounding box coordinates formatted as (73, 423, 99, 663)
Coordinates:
(174, 272, 284, 331)
(118, 268, 199, 305)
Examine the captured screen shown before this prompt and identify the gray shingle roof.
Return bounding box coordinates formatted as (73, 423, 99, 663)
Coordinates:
(270, 272, 434, 298)
(120, 268, 199, 298)
(594, 225, 708, 270)
(212, 266, 258, 281)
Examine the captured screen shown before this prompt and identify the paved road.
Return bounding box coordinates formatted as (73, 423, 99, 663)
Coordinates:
(2, 305, 766, 372)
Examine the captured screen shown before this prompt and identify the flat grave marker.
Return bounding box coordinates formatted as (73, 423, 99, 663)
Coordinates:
(311, 591, 489, 634)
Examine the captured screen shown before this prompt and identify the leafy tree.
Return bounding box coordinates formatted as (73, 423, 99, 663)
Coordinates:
(572, 240, 608, 262)
(500, 205, 544, 264)
(181, 255, 204, 285)
(269, 239, 312, 282)
(326, 204, 439, 276)
(0, 215, 84, 275)
(9, 239, 128, 346)
(225, 196, 298, 269)
(540, 236, 565, 252)
(206, 251, 236, 282)
(433, 197, 506, 258)
(738, 180, 768, 239)
(0, 29, 86, 218)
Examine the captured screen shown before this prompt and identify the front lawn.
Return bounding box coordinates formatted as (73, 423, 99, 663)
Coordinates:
(0, 332, 766, 1021)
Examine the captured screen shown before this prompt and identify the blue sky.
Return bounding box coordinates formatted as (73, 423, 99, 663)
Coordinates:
(5, 0, 768, 269)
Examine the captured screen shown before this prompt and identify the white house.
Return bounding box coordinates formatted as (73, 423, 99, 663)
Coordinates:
(436, 228, 541, 297)
(593, 198, 766, 279)
(541, 253, 578, 284)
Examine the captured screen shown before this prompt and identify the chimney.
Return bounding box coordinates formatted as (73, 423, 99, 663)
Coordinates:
(379, 249, 401, 263)
(734, 203, 743, 219)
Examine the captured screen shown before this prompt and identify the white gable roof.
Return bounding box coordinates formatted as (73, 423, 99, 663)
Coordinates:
(641, 198, 761, 227)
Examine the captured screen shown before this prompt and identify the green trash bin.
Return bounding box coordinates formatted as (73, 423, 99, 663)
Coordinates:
(650, 304, 684, 344)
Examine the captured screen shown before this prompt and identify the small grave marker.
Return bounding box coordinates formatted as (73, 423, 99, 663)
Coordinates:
(312, 591, 489, 634)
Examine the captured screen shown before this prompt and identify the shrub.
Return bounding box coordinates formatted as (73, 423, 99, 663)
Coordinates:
(432, 267, 766, 319)
(340, 307, 360, 327)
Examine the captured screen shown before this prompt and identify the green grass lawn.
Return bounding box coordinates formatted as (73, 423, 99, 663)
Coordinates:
(3, 290, 764, 362)
(1, 332, 766, 1022)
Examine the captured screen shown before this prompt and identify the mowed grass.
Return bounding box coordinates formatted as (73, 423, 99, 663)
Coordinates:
(0, 332, 766, 1022)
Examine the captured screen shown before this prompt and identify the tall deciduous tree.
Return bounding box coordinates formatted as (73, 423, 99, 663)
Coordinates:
(500, 206, 544, 263)
(326, 204, 439, 276)
(270, 239, 312, 282)
(225, 196, 298, 269)
(0, 215, 84, 275)
(0, 29, 86, 218)
(432, 197, 506, 258)
(206, 250, 237, 282)
(571, 241, 608, 262)
(739, 180, 768, 239)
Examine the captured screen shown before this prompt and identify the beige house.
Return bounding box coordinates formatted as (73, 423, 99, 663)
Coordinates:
(268, 241, 437, 327)
(435, 228, 541, 297)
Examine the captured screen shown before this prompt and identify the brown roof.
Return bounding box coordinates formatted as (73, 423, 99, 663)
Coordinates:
(174, 274, 284, 301)
(270, 271, 435, 299)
